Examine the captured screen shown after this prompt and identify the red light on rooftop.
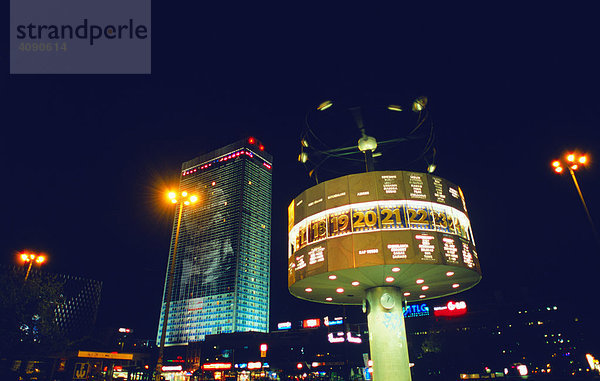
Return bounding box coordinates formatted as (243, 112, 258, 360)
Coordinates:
(248, 137, 256, 144)
(259, 144, 265, 151)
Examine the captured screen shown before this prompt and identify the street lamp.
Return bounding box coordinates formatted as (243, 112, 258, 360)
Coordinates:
(551, 152, 599, 245)
(155, 190, 198, 381)
(18, 252, 46, 281)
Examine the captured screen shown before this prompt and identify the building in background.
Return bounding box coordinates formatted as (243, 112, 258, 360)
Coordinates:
(54, 273, 102, 339)
(157, 138, 272, 345)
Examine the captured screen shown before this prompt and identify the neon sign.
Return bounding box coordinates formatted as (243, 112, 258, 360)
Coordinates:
(327, 331, 362, 343)
(324, 316, 343, 326)
(303, 318, 320, 328)
(433, 301, 467, 317)
(202, 363, 232, 370)
(277, 321, 292, 330)
(328, 332, 345, 343)
(162, 365, 182, 372)
(403, 303, 430, 318)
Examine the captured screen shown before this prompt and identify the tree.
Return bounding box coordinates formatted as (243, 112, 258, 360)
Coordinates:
(0, 266, 67, 357)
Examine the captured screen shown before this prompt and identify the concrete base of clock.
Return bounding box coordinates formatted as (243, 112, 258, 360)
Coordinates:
(365, 286, 412, 381)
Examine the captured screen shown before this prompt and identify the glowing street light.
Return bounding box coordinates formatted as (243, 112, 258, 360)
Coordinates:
(19, 252, 46, 281)
(155, 190, 198, 381)
(551, 152, 598, 246)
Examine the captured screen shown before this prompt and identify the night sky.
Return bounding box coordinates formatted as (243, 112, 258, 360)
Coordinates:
(2, 5, 600, 339)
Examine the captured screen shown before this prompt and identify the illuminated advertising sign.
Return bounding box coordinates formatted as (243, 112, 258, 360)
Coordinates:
(277, 321, 292, 330)
(403, 303, 430, 318)
(302, 318, 321, 328)
(162, 365, 183, 372)
(288, 170, 481, 305)
(202, 363, 232, 370)
(324, 316, 344, 326)
(77, 351, 133, 360)
(328, 331, 362, 343)
(328, 332, 345, 343)
(433, 301, 467, 317)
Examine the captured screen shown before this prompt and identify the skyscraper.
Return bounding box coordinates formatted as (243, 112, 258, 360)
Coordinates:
(157, 138, 272, 345)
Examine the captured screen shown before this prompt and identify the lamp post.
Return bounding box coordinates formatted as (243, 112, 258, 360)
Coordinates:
(552, 152, 599, 246)
(19, 252, 46, 281)
(155, 191, 198, 381)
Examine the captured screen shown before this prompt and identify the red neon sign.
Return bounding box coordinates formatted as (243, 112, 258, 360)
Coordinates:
(433, 301, 467, 317)
(302, 318, 321, 328)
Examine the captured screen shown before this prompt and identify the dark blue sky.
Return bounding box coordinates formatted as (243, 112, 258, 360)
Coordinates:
(2, 5, 600, 337)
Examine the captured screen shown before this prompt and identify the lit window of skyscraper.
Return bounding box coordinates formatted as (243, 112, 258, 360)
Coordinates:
(156, 138, 272, 345)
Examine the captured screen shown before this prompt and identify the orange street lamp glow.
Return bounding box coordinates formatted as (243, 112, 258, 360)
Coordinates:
(551, 151, 598, 248)
(19, 251, 47, 280)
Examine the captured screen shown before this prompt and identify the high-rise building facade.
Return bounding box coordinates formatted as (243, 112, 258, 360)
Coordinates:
(157, 138, 272, 345)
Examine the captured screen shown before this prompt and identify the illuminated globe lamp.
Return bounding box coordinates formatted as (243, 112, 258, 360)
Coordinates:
(288, 170, 481, 381)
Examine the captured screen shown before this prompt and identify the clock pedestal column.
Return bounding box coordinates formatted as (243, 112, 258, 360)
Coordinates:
(365, 286, 412, 381)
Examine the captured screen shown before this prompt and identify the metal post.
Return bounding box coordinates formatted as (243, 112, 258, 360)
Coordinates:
(364, 150, 375, 172)
(568, 167, 600, 247)
(24, 261, 34, 281)
(365, 286, 412, 381)
(155, 203, 184, 381)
